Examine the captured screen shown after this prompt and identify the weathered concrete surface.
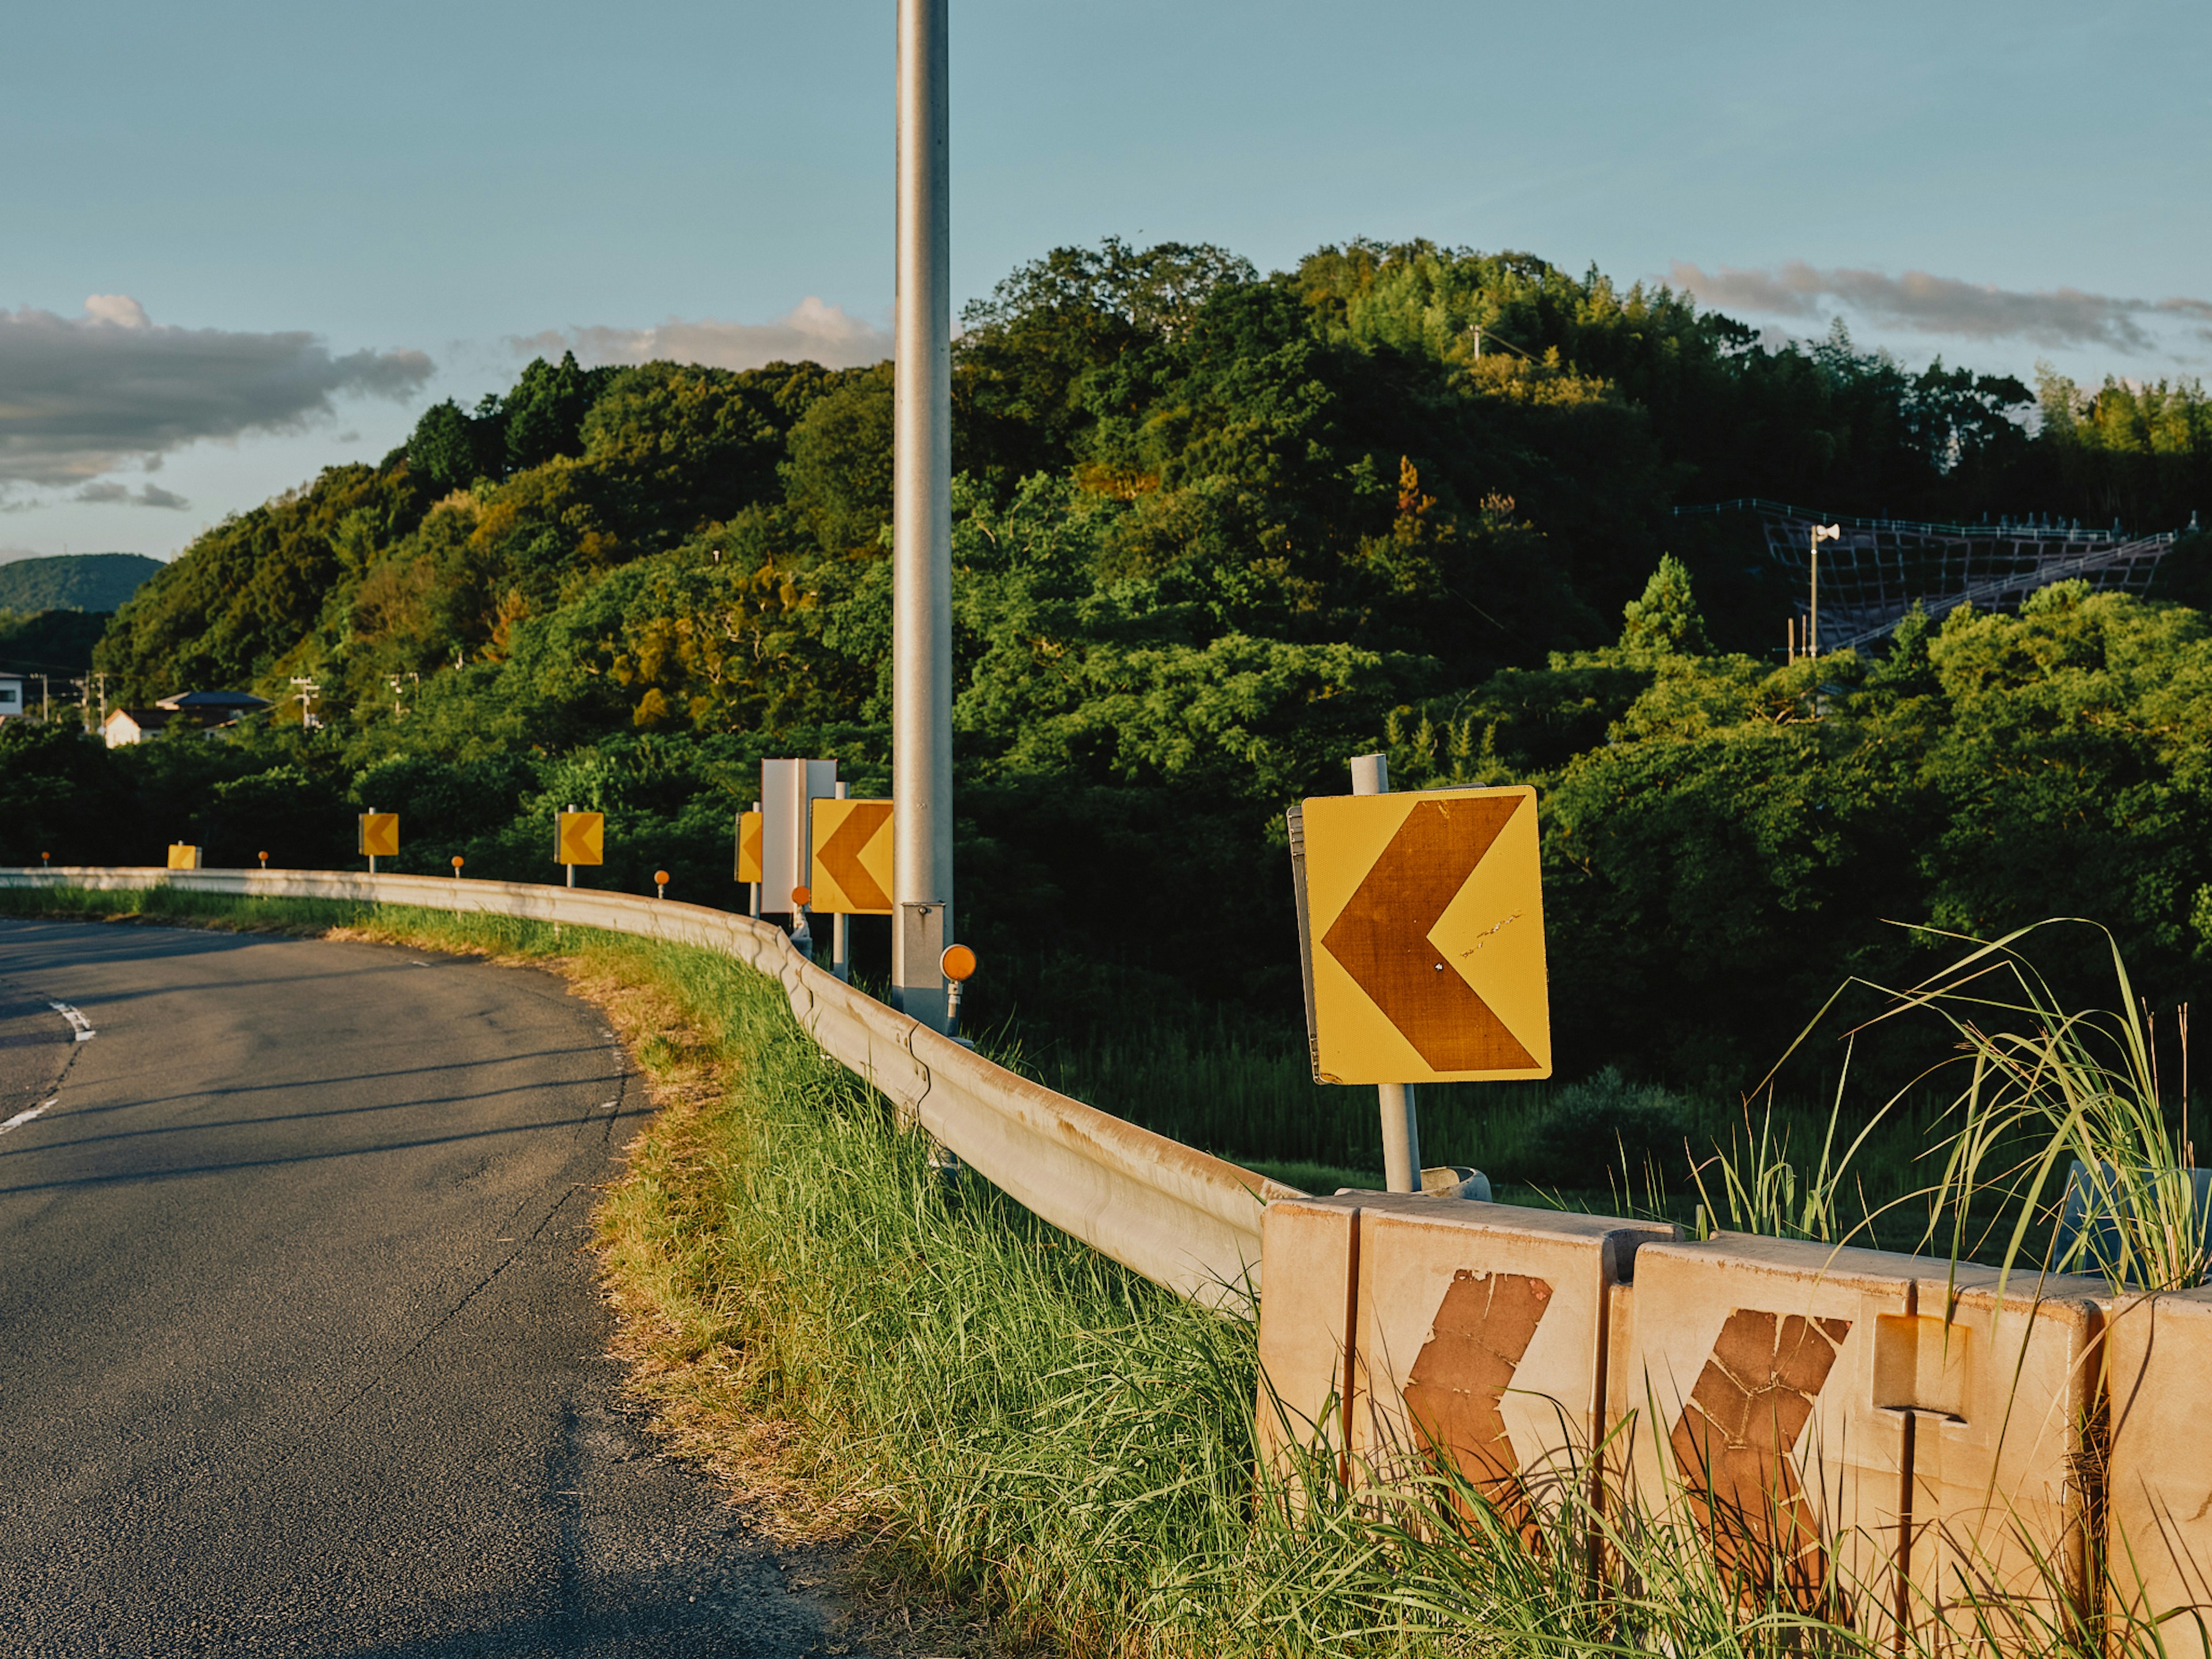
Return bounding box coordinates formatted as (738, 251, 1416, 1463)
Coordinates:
(0, 919, 869, 1658)
(1256, 1192, 1673, 1525)
(1620, 1235, 2103, 1645)
(2107, 1287, 2212, 1656)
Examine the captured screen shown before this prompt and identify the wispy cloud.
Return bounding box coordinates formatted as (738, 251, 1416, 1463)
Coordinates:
(74, 480, 190, 509)
(515, 297, 891, 372)
(1671, 260, 2212, 353)
(0, 297, 434, 490)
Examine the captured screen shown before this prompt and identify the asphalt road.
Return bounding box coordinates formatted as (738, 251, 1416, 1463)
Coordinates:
(0, 919, 863, 1658)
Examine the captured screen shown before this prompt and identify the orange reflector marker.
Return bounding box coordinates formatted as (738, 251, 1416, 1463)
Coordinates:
(790, 884, 812, 908)
(654, 870, 670, 897)
(940, 943, 977, 982)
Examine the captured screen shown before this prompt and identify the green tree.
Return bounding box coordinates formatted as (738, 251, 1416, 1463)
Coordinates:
(1618, 555, 1711, 654)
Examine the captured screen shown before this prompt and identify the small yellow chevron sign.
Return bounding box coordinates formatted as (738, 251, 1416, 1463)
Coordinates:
(358, 813, 399, 858)
(735, 810, 763, 882)
(555, 811, 604, 866)
(166, 843, 202, 871)
(809, 798, 892, 914)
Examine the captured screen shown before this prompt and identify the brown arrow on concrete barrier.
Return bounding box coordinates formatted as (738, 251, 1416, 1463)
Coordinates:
(1670, 1309, 1853, 1619)
(1320, 797, 1535, 1073)
(817, 800, 891, 912)
(1402, 1267, 1554, 1543)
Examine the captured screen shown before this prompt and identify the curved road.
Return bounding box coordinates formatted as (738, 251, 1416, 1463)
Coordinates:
(0, 919, 861, 1658)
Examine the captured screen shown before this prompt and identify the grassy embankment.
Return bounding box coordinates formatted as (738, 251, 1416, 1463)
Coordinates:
(5, 885, 2193, 1657)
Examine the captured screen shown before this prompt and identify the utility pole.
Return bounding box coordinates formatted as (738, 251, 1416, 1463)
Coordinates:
(290, 676, 321, 730)
(1809, 523, 1841, 657)
(891, 0, 955, 1034)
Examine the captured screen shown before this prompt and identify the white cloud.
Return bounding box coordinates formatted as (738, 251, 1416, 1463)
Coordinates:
(0, 296, 435, 489)
(82, 294, 151, 329)
(1671, 260, 2212, 354)
(516, 297, 891, 372)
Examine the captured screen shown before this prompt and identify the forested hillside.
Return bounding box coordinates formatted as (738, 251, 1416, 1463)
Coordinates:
(10, 238, 2211, 1094)
(0, 552, 162, 614)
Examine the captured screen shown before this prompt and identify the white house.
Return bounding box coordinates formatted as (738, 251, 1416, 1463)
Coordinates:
(104, 689, 274, 747)
(102, 706, 177, 747)
(0, 673, 24, 721)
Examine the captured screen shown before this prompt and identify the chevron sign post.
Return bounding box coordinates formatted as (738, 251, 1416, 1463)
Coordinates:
(554, 808, 603, 888)
(1291, 768, 1551, 1191)
(810, 793, 892, 985)
(735, 806, 764, 916)
(809, 797, 893, 915)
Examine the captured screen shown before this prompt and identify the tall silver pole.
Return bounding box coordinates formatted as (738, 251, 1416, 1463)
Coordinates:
(1350, 752, 1422, 1192)
(1808, 527, 1819, 659)
(891, 0, 953, 1033)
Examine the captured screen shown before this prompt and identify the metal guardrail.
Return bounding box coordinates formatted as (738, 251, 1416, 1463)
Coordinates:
(0, 867, 1293, 1309)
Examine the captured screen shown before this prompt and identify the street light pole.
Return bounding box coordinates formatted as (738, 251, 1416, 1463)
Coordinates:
(891, 0, 954, 1033)
(1809, 523, 1842, 657)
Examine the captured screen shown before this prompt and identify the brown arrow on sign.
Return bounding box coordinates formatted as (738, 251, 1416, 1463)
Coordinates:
(1320, 796, 1535, 1073)
(818, 800, 891, 911)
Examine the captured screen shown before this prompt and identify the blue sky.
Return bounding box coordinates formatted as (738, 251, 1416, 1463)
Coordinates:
(2, 0, 2205, 562)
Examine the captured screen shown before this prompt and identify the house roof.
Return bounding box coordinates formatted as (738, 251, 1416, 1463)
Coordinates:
(156, 689, 271, 710)
(106, 707, 176, 732)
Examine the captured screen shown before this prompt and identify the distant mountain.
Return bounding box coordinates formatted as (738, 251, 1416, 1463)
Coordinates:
(0, 553, 164, 614)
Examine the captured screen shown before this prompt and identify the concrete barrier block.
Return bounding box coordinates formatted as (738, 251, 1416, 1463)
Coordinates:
(1257, 1194, 1675, 1525)
(1255, 1198, 1361, 1481)
(1902, 1271, 2104, 1642)
(2107, 1286, 2212, 1654)
(1622, 1236, 1918, 1626)
(1620, 1236, 2104, 1641)
(1351, 1197, 1676, 1522)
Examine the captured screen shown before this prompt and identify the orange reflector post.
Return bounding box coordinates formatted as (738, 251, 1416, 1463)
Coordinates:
(940, 943, 977, 982)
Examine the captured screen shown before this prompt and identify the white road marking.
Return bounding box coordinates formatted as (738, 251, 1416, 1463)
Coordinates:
(48, 1002, 95, 1041)
(1, 1098, 59, 1134)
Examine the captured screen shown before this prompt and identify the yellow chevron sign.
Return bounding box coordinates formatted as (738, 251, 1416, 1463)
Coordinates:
(808, 798, 893, 915)
(357, 813, 399, 858)
(1300, 785, 1550, 1084)
(735, 810, 763, 882)
(166, 843, 202, 871)
(554, 811, 604, 866)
